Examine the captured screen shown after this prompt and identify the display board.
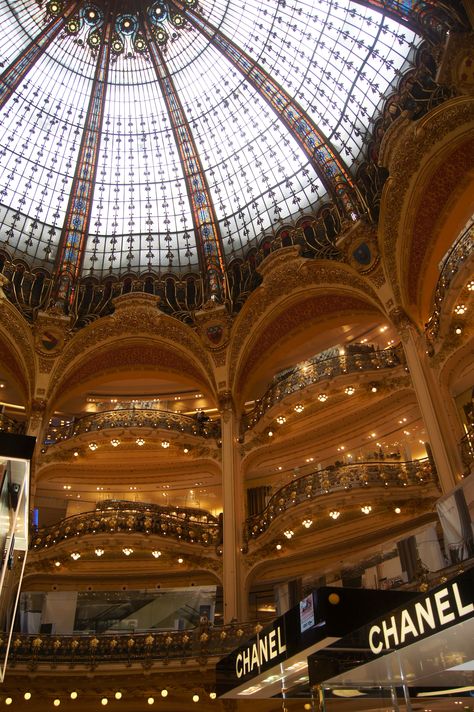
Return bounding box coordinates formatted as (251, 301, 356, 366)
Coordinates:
(0, 432, 35, 682)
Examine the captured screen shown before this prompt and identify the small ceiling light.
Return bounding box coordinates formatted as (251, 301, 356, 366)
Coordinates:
(283, 530, 294, 539)
(345, 386, 355, 395)
(275, 543, 282, 550)
(161, 690, 168, 698)
(302, 519, 312, 528)
(114, 692, 122, 700)
(122, 548, 133, 556)
(455, 326, 462, 335)
(454, 304, 466, 315)
(467, 280, 474, 291)
(53, 701, 61, 708)
(161, 440, 170, 449)
(183, 447, 189, 454)
(95, 548, 104, 557)
(70, 691, 78, 700)
(177, 557, 184, 564)
(276, 415, 286, 424)
(101, 699, 108, 706)
(89, 442, 98, 451)
(318, 393, 328, 402)
(371, 384, 378, 393)
(361, 505, 372, 514)
(24, 692, 32, 700)
(152, 550, 161, 558)
(5, 699, 12, 706)
(110, 439, 120, 447)
(73, 451, 79, 457)
(294, 404, 304, 413)
(136, 437, 145, 446)
(267, 430, 273, 437)
(209, 691, 217, 700)
(193, 695, 200, 703)
(329, 511, 340, 520)
(394, 507, 401, 514)
(54, 561, 61, 567)
(70, 552, 80, 560)
(147, 698, 154, 705)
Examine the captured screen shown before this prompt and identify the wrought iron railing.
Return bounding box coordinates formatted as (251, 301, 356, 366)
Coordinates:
(44, 408, 221, 446)
(460, 428, 474, 473)
(245, 459, 437, 540)
(0, 413, 26, 435)
(31, 504, 222, 551)
(5, 621, 257, 671)
(425, 221, 474, 342)
(242, 345, 405, 431)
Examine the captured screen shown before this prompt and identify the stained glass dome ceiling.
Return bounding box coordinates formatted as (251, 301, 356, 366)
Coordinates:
(0, 0, 419, 284)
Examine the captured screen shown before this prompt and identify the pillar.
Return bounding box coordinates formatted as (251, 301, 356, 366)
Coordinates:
(219, 394, 245, 622)
(400, 324, 464, 493)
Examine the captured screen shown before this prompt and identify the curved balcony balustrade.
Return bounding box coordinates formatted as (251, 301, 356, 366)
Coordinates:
(460, 427, 474, 473)
(245, 458, 438, 540)
(31, 503, 222, 552)
(425, 220, 474, 342)
(0, 413, 26, 434)
(44, 408, 221, 447)
(4, 621, 257, 671)
(242, 345, 405, 431)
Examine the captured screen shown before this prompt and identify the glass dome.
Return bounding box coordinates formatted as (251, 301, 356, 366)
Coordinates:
(0, 0, 419, 283)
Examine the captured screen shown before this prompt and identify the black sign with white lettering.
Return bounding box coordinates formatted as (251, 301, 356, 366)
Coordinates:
(216, 586, 415, 696)
(308, 569, 474, 686)
(367, 569, 474, 656)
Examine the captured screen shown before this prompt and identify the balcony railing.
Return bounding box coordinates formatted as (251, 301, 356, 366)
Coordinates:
(31, 504, 222, 551)
(460, 427, 474, 472)
(0, 413, 25, 434)
(425, 221, 474, 342)
(4, 621, 257, 671)
(242, 345, 405, 430)
(44, 408, 221, 446)
(245, 458, 437, 540)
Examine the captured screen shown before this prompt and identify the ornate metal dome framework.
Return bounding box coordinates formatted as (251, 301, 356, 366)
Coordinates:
(0, 0, 468, 320)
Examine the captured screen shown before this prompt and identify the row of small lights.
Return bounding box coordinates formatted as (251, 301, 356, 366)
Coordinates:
(58, 550, 186, 564)
(3, 689, 216, 705)
(269, 385, 380, 434)
(74, 441, 193, 456)
(274, 506, 402, 548)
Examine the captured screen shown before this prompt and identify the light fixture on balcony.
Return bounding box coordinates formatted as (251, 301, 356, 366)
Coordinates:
(275, 543, 282, 550)
(361, 505, 372, 514)
(467, 280, 474, 291)
(161, 440, 170, 449)
(54, 561, 61, 567)
(302, 519, 313, 528)
(370, 384, 378, 393)
(454, 304, 466, 315)
(161, 690, 168, 698)
(152, 550, 161, 558)
(276, 415, 286, 425)
(294, 403, 304, 413)
(394, 507, 401, 514)
(70, 552, 81, 560)
(136, 437, 145, 446)
(89, 442, 98, 451)
(283, 529, 294, 539)
(177, 557, 184, 564)
(344, 386, 355, 395)
(122, 548, 133, 556)
(110, 439, 120, 447)
(95, 548, 104, 557)
(267, 430, 274, 437)
(318, 393, 328, 402)
(114, 692, 122, 700)
(329, 511, 340, 520)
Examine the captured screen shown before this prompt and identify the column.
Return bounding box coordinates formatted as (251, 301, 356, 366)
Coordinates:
(401, 326, 464, 493)
(220, 395, 245, 622)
